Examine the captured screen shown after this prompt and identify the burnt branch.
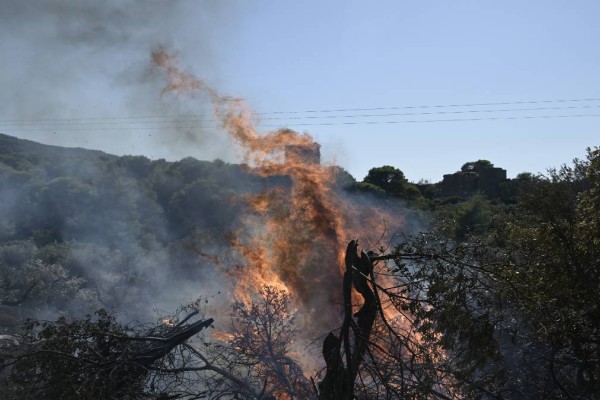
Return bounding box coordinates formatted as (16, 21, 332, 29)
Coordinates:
(319, 241, 378, 400)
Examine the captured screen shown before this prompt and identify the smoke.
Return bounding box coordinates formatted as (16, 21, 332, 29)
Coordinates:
(0, 0, 238, 162)
(0, 3, 424, 376)
(0, 0, 253, 327)
(148, 48, 415, 344)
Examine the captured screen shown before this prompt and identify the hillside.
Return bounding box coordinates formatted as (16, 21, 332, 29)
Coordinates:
(1, 135, 598, 398)
(0, 134, 274, 324)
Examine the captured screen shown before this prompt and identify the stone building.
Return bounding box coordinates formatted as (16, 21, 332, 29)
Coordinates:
(284, 142, 321, 165)
(439, 166, 507, 198)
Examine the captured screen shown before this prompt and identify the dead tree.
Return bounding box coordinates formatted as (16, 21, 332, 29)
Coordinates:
(319, 240, 377, 400)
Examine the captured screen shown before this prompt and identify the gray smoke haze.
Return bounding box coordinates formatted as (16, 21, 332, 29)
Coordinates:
(0, 3, 424, 376)
(0, 136, 244, 327)
(0, 1, 256, 329)
(0, 0, 241, 162)
(0, 0, 282, 330)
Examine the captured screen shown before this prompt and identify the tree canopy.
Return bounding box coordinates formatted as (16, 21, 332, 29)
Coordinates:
(461, 159, 495, 171)
(362, 165, 422, 200)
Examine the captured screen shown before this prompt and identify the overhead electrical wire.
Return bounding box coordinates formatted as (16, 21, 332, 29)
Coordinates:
(259, 104, 600, 121)
(0, 97, 599, 131)
(3, 104, 600, 128)
(5, 113, 600, 132)
(258, 97, 600, 115)
(260, 113, 600, 127)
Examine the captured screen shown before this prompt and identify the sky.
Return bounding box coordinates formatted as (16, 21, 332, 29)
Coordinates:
(1, 0, 599, 182)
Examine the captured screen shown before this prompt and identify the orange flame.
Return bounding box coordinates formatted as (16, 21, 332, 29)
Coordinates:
(152, 46, 408, 360)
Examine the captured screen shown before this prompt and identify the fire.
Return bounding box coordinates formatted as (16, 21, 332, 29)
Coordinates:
(151, 47, 410, 366)
(211, 331, 235, 343)
(160, 318, 175, 327)
(160, 51, 345, 305)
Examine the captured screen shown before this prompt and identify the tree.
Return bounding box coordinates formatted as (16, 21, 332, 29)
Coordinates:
(461, 160, 494, 172)
(379, 228, 509, 398)
(0, 308, 214, 399)
(228, 287, 313, 398)
(490, 148, 600, 398)
(0, 286, 315, 399)
(363, 166, 422, 200)
(317, 240, 463, 400)
(172, 287, 314, 399)
(363, 166, 407, 193)
(0, 255, 99, 329)
(437, 192, 495, 240)
(313, 148, 599, 399)
(379, 148, 600, 398)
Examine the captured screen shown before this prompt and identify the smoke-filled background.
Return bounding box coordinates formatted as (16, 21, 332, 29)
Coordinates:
(0, 2, 423, 367)
(0, 0, 242, 162)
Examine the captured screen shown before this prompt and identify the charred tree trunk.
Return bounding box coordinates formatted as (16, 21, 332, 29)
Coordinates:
(128, 317, 214, 368)
(318, 241, 377, 400)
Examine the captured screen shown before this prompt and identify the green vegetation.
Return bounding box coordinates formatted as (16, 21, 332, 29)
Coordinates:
(353, 165, 423, 202)
(0, 134, 598, 398)
(461, 159, 495, 171)
(388, 147, 600, 398)
(0, 133, 266, 326)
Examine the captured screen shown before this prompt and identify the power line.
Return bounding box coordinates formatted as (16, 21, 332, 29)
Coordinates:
(258, 97, 600, 115)
(258, 104, 600, 121)
(1, 97, 600, 125)
(259, 113, 600, 127)
(4, 113, 600, 132)
(2, 104, 600, 129)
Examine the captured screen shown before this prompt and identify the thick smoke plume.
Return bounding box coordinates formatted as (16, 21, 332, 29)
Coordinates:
(0, 0, 237, 162)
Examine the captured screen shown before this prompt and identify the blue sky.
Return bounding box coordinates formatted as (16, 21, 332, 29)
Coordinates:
(1, 0, 599, 182)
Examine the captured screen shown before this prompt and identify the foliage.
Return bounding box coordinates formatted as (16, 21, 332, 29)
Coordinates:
(385, 147, 600, 399)
(385, 228, 507, 397)
(461, 159, 495, 172)
(0, 307, 217, 400)
(437, 193, 496, 240)
(363, 165, 408, 191)
(230, 287, 307, 396)
(491, 148, 600, 398)
(0, 258, 91, 308)
(0, 134, 264, 248)
(314, 241, 465, 399)
(1, 310, 147, 399)
(194, 287, 313, 399)
(1, 134, 599, 398)
(0, 287, 315, 399)
(362, 165, 423, 201)
(0, 248, 99, 329)
(349, 181, 387, 195)
(0, 134, 267, 327)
